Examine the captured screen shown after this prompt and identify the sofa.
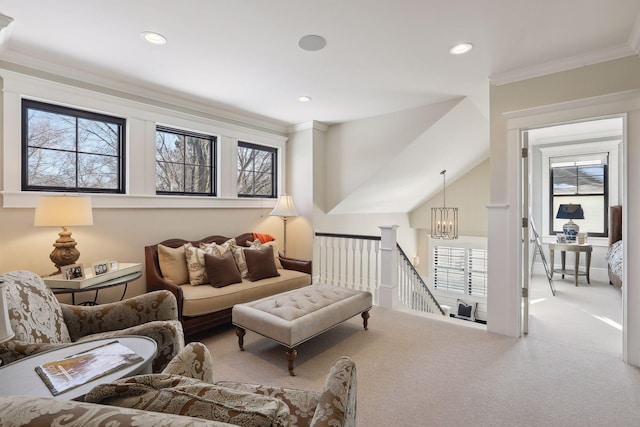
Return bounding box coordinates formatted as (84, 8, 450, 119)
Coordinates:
(145, 233, 312, 337)
(0, 342, 357, 427)
(0, 270, 184, 372)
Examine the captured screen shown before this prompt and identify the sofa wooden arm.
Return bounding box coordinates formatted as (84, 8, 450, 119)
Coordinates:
(280, 255, 312, 274)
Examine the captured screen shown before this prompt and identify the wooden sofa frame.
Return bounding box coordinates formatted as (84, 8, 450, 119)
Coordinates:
(145, 233, 312, 337)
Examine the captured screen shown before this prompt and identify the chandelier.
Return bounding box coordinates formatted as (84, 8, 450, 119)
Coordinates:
(430, 170, 458, 239)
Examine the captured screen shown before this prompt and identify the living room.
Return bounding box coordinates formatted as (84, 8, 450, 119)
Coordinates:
(2, 2, 640, 425)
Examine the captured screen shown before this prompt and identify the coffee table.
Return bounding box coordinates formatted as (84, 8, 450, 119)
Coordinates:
(0, 335, 156, 400)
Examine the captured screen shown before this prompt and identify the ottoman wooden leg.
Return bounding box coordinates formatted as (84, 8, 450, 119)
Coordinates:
(236, 327, 246, 351)
(362, 310, 370, 330)
(285, 348, 298, 376)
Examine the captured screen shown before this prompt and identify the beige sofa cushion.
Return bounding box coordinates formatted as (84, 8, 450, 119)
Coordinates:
(85, 374, 290, 427)
(158, 244, 189, 285)
(181, 269, 311, 317)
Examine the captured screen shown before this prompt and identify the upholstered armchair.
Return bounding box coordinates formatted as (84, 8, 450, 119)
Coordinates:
(0, 270, 184, 372)
(0, 342, 357, 427)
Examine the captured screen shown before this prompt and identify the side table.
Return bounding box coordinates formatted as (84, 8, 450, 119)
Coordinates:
(0, 335, 156, 400)
(51, 271, 142, 305)
(548, 242, 592, 286)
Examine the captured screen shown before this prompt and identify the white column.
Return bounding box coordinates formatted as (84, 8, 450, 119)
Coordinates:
(378, 225, 399, 309)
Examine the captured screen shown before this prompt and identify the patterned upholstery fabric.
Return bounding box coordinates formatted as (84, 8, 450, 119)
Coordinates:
(0, 270, 185, 372)
(162, 341, 215, 383)
(86, 374, 291, 427)
(0, 396, 233, 426)
(0, 341, 356, 427)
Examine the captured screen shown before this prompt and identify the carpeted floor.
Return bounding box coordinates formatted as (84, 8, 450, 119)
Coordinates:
(194, 278, 639, 426)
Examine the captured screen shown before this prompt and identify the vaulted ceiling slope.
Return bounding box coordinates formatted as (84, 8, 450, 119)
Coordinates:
(0, 2, 638, 214)
(326, 97, 488, 214)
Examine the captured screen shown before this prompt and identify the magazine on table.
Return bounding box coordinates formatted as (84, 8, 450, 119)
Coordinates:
(34, 340, 143, 396)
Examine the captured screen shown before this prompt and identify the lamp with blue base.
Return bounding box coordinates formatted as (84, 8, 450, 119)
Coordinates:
(556, 204, 584, 243)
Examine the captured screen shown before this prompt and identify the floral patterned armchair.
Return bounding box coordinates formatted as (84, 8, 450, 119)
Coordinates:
(0, 342, 357, 427)
(0, 270, 184, 372)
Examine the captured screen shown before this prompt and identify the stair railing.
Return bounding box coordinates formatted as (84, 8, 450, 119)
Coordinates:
(314, 229, 444, 316)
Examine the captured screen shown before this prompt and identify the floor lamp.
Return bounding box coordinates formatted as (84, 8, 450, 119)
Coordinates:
(270, 194, 298, 257)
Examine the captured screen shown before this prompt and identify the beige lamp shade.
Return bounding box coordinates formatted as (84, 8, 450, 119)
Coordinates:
(269, 194, 298, 257)
(0, 281, 14, 343)
(34, 196, 93, 270)
(269, 194, 299, 218)
(34, 195, 94, 227)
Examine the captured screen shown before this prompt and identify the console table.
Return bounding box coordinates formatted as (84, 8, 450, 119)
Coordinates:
(548, 242, 592, 286)
(51, 271, 142, 305)
(0, 336, 156, 400)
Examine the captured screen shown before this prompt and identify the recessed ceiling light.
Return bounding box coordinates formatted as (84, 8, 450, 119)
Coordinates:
(298, 35, 326, 51)
(141, 31, 167, 45)
(298, 96, 312, 102)
(449, 42, 473, 55)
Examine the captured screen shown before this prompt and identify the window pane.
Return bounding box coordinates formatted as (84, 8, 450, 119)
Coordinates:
(27, 148, 76, 187)
(185, 165, 211, 193)
(552, 167, 577, 195)
(156, 131, 185, 163)
(27, 109, 76, 151)
(78, 153, 119, 189)
(156, 161, 183, 192)
(77, 119, 119, 156)
(577, 165, 604, 194)
(185, 136, 211, 166)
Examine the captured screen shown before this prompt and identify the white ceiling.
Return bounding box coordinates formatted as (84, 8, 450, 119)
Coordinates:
(0, 1, 638, 214)
(1, 0, 639, 127)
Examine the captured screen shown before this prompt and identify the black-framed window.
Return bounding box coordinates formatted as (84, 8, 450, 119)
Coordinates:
(155, 126, 216, 195)
(237, 142, 277, 198)
(549, 154, 608, 237)
(22, 99, 125, 193)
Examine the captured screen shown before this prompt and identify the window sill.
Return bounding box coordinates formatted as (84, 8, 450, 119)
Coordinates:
(1, 191, 277, 210)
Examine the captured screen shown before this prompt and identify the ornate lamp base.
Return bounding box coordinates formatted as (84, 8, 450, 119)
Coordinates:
(563, 220, 579, 243)
(49, 226, 81, 270)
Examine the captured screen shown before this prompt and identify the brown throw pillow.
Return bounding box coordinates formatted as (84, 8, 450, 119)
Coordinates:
(244, 246, 280, 282)
(204, 251, 242, 288)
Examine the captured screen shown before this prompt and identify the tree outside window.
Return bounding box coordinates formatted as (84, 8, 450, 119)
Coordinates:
(23, 99, 124, 193)
(156, 127, 216, 195)
(237, 142, 276, 197)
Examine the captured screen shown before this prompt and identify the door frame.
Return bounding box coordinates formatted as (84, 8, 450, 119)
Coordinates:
(498, 89, 637, 363)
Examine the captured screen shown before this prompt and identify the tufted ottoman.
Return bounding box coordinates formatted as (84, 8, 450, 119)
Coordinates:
(232, 284, 372, 375)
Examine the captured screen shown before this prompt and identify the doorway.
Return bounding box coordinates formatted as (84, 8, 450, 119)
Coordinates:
(523, 117, 624, 356)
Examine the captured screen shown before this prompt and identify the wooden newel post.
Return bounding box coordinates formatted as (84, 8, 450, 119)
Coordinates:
(378, 225, 399, 309)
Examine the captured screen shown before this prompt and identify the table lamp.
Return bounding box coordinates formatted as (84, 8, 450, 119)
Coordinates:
(0, 280, 15, 344)
(269, 194, 298, 257)
(34, 195, 94, 271)
(556, 203, 584, 243)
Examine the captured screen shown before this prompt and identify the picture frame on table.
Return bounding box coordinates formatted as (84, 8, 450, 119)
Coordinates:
(61, 263, 85, 280)
(91, 260, 111, 276)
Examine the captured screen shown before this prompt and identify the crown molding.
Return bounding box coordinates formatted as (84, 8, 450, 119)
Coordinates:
(0, 53, 291, 136)
(288, 121, 329, 133)
(490, 43, 637, 86)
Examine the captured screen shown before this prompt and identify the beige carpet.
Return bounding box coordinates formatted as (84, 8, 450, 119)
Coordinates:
(194, 282, 640, 426)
